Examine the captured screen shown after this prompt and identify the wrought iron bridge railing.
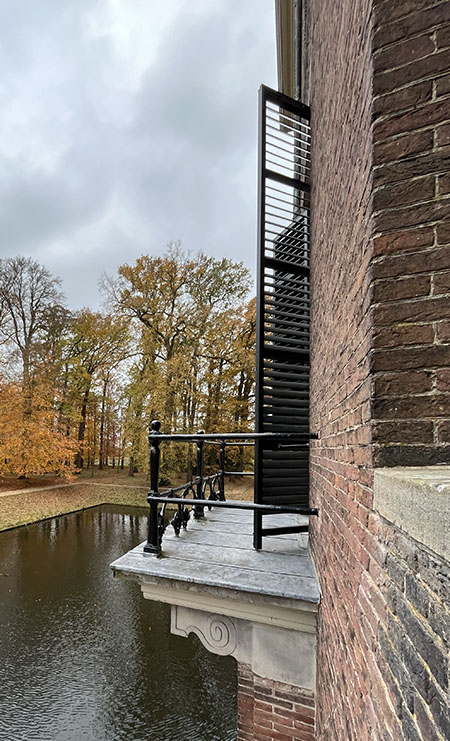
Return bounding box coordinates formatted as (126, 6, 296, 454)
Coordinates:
(144, 420, 318, 556)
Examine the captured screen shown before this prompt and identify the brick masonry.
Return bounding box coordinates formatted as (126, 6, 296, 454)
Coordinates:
(307, 0, 376, 735)
(303, 0, 450, 738)
(375, 518, 450, 741)
(372, 0, 450, 466)
(237, 663, 315, 741)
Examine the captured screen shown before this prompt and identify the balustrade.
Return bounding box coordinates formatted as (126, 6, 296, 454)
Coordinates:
(144, 420, 318, 555)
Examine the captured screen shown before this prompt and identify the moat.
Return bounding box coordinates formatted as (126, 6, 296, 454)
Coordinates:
(0, 505, 236, 741)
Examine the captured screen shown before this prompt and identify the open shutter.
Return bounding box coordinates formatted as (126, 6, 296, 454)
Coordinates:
(254, 85, 311, 547)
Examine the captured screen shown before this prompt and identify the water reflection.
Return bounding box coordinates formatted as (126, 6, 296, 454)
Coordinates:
(0, 506, 236, 741)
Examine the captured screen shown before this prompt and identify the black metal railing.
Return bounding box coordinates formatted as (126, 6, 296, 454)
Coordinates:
(144, 420, 318, 555)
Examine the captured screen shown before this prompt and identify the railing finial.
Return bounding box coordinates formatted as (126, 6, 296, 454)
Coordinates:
(150, 419, 161, 433)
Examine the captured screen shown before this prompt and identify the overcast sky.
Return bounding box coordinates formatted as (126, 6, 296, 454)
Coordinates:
(0, 0, 276, 309)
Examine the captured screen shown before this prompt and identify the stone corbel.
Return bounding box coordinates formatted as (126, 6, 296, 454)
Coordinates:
(169, 603, 316, 690)
(171, 606, 239, 657)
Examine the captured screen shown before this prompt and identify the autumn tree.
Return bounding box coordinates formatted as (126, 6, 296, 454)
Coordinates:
(0, 256, 63, 390)
(0, 378, 78, 478)
(103, 243, 256, 479)
(104, 243, 251, 426)
(0, 257, 76, 476)
(64, 310, 131, 469)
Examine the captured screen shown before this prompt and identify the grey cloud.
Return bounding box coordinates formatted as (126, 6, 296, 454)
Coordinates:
(0, 0, 276, 308)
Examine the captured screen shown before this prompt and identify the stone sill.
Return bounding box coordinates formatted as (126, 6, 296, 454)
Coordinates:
(374, 466, 450, 562)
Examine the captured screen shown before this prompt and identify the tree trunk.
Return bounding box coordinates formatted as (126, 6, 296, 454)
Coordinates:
(75, 385, 90, 469)
(98, 378, 108, 470)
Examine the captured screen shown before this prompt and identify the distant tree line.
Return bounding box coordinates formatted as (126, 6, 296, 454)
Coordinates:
(0, 244, 255, 479)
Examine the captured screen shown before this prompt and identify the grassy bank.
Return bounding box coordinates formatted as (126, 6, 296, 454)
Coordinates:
(0, 472, 253, 532)
(0, 482, 148, 532)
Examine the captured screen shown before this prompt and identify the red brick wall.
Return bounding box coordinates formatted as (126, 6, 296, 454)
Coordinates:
(237, 663, 315, 741)
(372, 0, 450, 465)
(306, 0, 450, 738)
(307, 0, 375, 736)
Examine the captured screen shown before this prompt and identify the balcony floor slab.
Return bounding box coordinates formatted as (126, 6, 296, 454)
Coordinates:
(111, 507, 320, 609)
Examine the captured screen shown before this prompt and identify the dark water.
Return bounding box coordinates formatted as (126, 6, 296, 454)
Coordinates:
(0, 506, 236, 741)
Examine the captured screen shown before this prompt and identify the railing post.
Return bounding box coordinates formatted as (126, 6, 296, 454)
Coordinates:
(253, 439, 263, 550)
(219, 442, 226, 501)
(144, 419, 162, 554)
(194, 430, 205, 519)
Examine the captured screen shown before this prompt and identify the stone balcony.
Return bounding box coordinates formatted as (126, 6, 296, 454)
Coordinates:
(111, 505, 319, 691)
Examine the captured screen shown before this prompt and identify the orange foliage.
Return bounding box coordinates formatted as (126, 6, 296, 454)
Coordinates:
(0, 380, 78, 479)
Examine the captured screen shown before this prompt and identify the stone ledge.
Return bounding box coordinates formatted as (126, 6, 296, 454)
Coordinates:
(137, 579, 317, 633)
(374, 466, 450, 561)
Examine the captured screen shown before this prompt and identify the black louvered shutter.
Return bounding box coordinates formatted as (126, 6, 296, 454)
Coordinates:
(254, 85, 311, 548)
